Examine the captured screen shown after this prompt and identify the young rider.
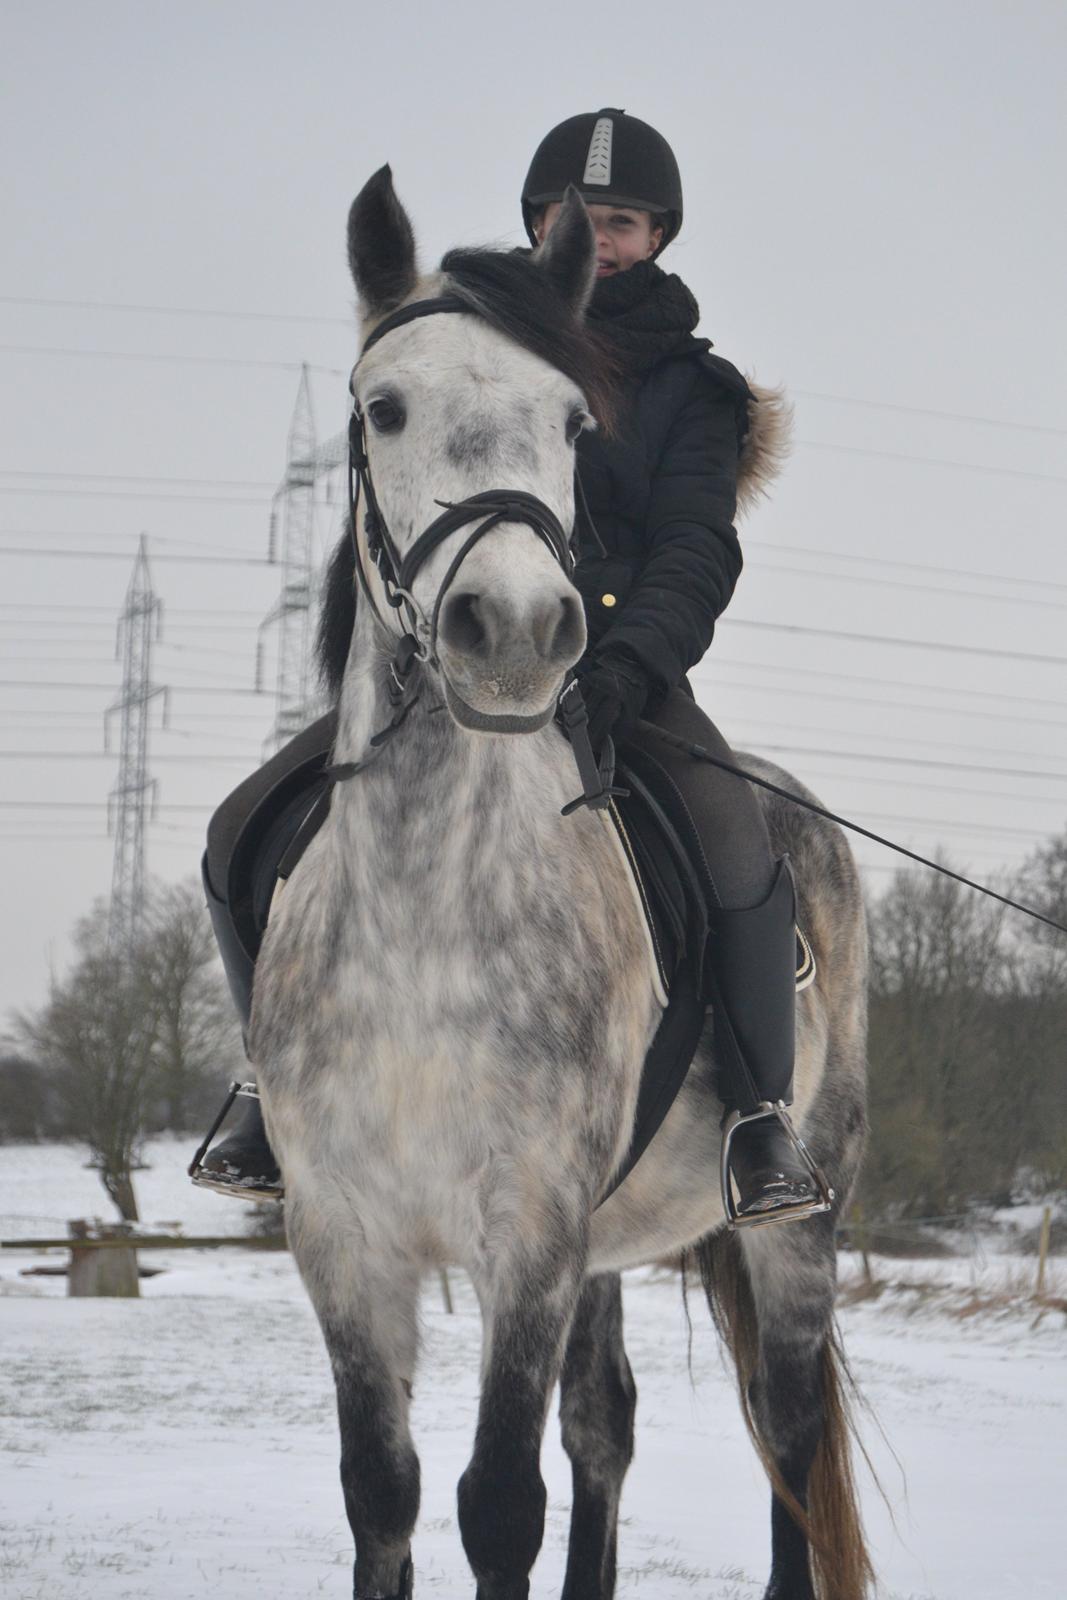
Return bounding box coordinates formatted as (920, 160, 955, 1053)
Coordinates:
(197, 109, 824, 1225)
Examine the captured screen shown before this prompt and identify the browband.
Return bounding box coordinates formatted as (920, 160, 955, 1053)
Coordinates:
(359, 295, 472, 357)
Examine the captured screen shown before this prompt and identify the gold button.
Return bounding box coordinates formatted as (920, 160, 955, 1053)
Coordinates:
(601, 592, 617, 607)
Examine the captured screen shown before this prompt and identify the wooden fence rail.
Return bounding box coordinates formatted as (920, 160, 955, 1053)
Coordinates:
(1, 1222, 454, 1311)
(0, 1221, 286, 1297)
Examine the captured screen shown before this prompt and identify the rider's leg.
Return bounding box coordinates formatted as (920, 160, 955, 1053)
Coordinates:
(197, 712, 337, 1194)
(631, 687, 822, 1222)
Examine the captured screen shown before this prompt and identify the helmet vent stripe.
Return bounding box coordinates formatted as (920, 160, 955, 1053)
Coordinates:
(582, 117, 614, 186)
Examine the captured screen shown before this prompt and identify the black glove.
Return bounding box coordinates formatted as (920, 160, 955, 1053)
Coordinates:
(576, 654, 650, 754)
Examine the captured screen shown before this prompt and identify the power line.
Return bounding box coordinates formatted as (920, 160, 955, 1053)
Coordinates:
(796, 436, 1067, 488)
(747, 538, 1067, 597)
(750, 556, 1067, 613)
(736, 711, 1067, 765)
(0, 751, 254, 764)
(768, 765, 1067, 808)
(0, 658, 254, 686)
(836, 811, 1050, 839)
(0, 547, 271, 564)
(792, 388, 1067, 439)
(711, 675, 1067, 732)
(0, 468, 279, 490)
(0, 800, 214, 812)
(0, 297, 1059, 441)
(0, 292, 352, 328)
(0, 601, 265, 617)
(751, 742, 1067, 782)
(724, 617, 1067, 667)
(0, 679, 264, 694)
(0, 489, 276, 506)
(0, 342, 346, 376)
(701, 659, 1067, 715)
(1, 640, 254, 664)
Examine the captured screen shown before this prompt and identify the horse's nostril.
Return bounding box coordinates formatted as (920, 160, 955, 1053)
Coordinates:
(534, 593, 585, 663)
(440, 591, 488, 655)
(554, 594, 585, 663)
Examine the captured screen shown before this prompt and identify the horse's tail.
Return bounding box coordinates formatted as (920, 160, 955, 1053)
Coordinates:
(692, 1228, 875, 1600)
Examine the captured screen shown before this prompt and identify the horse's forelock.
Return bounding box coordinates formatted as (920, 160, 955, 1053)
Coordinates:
(438, 248, 621, 435)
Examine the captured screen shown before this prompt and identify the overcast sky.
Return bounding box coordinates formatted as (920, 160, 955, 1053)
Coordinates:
(2, 0, 1066, 1025)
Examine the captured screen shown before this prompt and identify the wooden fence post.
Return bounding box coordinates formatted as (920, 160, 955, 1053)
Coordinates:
(850, 1204, 874, 1288)
(67, 1219, 140, 1298)
(1036, 1205, 1052, 1298)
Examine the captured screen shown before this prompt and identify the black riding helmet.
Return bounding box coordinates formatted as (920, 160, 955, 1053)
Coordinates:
(521, 108, 683, 257)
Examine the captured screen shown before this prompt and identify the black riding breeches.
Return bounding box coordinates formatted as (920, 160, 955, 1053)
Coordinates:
(631, 688, 776, 913)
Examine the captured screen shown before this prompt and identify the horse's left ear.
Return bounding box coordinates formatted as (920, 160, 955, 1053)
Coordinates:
(347, 165, 418, 320)
(531, 185, 596, 317)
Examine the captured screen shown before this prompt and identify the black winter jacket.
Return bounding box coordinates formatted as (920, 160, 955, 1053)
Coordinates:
(574, 336, 753, 703)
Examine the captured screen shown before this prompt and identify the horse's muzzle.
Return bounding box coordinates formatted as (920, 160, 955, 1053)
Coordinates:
(436, 575, 585, 731)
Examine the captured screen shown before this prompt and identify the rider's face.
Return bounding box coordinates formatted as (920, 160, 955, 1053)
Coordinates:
(535, 203, 663, 278)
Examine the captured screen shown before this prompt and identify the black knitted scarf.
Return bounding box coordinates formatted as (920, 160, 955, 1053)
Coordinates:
(586, 259, 701, 376)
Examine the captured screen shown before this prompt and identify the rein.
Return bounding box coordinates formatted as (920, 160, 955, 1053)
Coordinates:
(642, 722, 1067, 938)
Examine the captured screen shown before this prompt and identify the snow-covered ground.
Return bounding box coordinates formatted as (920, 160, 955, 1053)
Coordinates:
(1, 1140, 1063, 1599)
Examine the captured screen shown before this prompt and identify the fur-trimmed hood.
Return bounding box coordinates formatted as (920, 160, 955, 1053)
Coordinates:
(736, 380, 793, 521)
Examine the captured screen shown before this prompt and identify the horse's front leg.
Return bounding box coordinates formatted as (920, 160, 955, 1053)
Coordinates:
(459, 1223, 587, 1600)
(286, 1194, 421, 1600)
(558, 1272, 636, 1600)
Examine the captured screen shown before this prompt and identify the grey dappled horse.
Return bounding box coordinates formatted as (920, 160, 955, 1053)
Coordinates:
(250, 169, 872, 1600)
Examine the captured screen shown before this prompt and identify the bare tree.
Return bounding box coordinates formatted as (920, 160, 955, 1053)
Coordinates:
(864, 862, 1011, 1215)
(14, 877, 245, 1220)
(142, 880, 244, 1131)
(17, 910, 159, 1220)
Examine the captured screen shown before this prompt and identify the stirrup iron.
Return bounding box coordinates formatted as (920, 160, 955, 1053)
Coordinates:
(187, 1080, 283, 1203)
(720, 1101, 834, 1231)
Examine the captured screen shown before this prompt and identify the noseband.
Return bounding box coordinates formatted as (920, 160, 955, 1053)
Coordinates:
(333, 294, 618, 812)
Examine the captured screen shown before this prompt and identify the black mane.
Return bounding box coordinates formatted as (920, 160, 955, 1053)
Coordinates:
(316, 246, 618, 701)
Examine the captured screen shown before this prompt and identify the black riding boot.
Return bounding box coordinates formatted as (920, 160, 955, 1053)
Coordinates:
(188, 864, 284, 1202)
(195, 1094, 282, 1201)
(708, 857, 832, 1227)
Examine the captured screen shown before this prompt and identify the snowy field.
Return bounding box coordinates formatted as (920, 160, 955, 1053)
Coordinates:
(1, 1140, 1063, 1599)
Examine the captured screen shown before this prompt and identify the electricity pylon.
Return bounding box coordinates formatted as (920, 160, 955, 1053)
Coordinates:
(258, 367, 348, 754)
(105, 534, 166, 954)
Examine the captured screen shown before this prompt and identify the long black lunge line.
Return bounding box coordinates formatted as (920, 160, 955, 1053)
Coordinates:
(639, 720, 1067, 939)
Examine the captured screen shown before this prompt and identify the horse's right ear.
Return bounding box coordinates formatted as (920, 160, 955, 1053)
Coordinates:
(347, 165, 418, 320)
(531, 185, 596, 317)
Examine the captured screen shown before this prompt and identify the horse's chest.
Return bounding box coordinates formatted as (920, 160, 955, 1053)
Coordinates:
(252, 802, 657, 1234)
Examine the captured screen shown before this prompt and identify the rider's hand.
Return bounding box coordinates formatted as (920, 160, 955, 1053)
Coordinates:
(577, 653, 650, 753)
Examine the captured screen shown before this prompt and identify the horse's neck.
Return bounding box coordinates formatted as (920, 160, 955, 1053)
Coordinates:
(329, 606, 576, 897)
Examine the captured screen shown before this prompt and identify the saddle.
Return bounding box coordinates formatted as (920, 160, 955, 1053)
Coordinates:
(202, 726, 814, 1205)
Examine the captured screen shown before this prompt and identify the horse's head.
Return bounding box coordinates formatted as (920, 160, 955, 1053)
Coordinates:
(342, 166, 611, 734)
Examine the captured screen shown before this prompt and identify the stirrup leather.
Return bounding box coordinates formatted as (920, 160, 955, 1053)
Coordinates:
(187, 1080, 284, 1203)
(720, 1101, 834, 1230)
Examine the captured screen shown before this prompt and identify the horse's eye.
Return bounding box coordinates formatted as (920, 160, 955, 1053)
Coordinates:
(565, 408, 590, 444)
(367, 397, 405, 433)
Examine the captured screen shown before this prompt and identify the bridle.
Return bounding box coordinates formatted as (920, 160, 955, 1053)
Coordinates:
(334, 294, 617, 809)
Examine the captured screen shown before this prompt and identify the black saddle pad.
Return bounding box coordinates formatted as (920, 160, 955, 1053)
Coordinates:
(203, 729, 714, 1201)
